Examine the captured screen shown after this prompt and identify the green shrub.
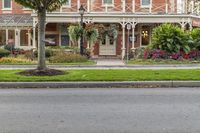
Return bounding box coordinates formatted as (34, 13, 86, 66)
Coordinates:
(49, 50, 88, 63)
(4, 44, 15, 51)
(34, 49, 53, 58)
(0, 49, 10, 58)
(152, 24, 190, 53)
(190, 28, 200, 50)
(0, 57, 33, 64)
(129, 47, 146, 59)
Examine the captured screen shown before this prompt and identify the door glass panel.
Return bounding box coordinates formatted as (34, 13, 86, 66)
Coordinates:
(102, 38, 106, 45)
(110, 39, 114, 45)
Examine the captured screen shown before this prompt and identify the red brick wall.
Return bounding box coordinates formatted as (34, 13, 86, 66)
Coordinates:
(0, 0, 32, 14)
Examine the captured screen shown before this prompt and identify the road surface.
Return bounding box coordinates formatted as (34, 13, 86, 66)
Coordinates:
(0, 88, 200, 133)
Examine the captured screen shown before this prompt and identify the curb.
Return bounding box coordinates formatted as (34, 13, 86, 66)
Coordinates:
(0, 81, 200, 88)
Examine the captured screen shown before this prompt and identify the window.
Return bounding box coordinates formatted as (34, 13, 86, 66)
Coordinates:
(103, 0, 113, 5)
(141, 0, 150, 7)
(3, 0, 12, 9)
(63, 0, 71, 7)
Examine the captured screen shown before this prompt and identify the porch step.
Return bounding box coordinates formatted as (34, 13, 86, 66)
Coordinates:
(97, 55, 120, 59)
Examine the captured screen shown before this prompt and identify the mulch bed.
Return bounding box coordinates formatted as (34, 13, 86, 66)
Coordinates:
(17, 69, 66, 76)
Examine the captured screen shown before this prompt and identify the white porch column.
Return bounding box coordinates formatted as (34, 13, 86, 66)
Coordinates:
(6, 29, 8, 44)
(87, 42, 90, 49)
(58, 24, 61, 46)
(15, 29, 20, 48)
(132, 0, 135, 13)
(32, 27, 36, 48)
(32, 19, 37, 49)
(120, 21, 126, 60)
(131, 25, 136, 50)
(28, 29, 31, 46)
(180, 22, 186, 31)
(15, 29, 18, 47)
(189, 23, 193, 31)
(18, 29, 21, 48)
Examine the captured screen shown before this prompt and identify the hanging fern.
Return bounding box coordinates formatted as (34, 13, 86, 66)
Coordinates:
(95, 24, 118, 41)
(68, 25, 83, 46)
(85, 25, 99, 45)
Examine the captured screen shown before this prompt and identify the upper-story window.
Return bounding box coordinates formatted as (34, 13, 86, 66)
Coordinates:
(63, 0, 71, 7)
(103, 0, 113, 6)
(3, 0, 12, 10)
(141, 0, 150, 8)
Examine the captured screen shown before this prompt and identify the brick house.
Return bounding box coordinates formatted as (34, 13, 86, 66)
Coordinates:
(0, 0, 200, 59)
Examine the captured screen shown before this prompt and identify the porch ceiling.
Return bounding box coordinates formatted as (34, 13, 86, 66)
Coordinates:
(0, 14, 33, 27)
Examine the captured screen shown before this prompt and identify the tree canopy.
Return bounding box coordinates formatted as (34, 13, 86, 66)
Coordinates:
(15, 0, 67, 12)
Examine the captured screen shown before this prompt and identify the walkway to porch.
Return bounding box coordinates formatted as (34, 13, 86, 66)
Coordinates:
(96, 59, 125, 66)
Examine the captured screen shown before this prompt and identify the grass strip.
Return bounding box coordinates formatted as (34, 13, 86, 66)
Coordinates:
(0, 69, 200, 82)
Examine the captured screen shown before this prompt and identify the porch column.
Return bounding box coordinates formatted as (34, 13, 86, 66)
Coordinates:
(189, 23, 193, 31)
(18, 29, 21, 48)
(180, 22, 186, 31)
(32, 27, 36, 48)
(6, 29, 8, 44)
(121, 22, 126, 60)
(87, 42, 90, 49)
(15, 29, 20, 48)
(15, 29, 18, 47)
(131, 25, 136, 50)
(28, 30, 31, 46)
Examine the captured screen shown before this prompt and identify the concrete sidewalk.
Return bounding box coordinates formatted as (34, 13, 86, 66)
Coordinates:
(1, 64, 200, 70)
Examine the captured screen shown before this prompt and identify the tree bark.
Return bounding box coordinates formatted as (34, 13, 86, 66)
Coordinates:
(37, 9, 47, 70)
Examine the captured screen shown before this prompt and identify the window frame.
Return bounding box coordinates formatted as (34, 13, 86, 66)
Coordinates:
(140, 0, 151, 8)
(102, 0, 114, 7)
(2, 0, 12, 10)
(63, 0, 71, 8)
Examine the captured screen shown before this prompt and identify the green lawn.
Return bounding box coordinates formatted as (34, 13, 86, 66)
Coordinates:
(128, 59, 200, 65)
(1, 69, 200, 82)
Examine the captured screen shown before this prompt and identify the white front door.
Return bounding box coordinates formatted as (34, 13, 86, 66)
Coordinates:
(99, 36, 116, 55)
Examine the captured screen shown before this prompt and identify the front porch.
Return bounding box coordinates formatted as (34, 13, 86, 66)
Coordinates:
(32, 13, 195, 59)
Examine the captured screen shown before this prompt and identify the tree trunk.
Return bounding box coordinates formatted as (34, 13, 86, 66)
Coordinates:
(37, 9, 47, 70)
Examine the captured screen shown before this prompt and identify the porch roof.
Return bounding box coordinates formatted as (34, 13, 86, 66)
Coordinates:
(32, 13, 198, 24)
(0, 14, 33, 27)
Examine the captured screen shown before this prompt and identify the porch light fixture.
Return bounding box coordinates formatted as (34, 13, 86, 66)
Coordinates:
(79, 5, 85, 55)
(142, 30, 148, 37)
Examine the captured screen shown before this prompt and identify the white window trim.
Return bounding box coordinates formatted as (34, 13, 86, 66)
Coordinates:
(62, 0, 71, 8)
(140, 0, 151, 8)
(102, 0, 114, 7)
(2, 0, 12, 10)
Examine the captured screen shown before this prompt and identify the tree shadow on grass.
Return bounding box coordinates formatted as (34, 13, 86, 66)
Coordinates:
(17, 69, 66, 76)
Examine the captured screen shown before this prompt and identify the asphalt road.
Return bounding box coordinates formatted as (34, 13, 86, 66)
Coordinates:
(0, 88, 200, 133)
